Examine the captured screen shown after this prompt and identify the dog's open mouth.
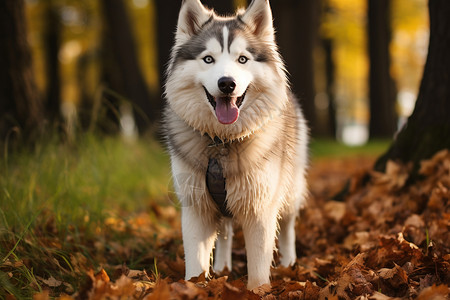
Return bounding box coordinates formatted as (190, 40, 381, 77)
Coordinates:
(204, 87, 246, 125)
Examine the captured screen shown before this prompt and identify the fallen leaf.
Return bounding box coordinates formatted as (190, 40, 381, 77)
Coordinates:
(324, 201, 347, 222)
(145, 279, 171, 300)
(378, 264, 409, 290)
(416, 284, 450, 300)
(33, 291, 50, 300)
(40, 275, 63, 288)
(369, 291, 402, 300)
(171, 281, 207, 299)
(223, 282, 248, 299)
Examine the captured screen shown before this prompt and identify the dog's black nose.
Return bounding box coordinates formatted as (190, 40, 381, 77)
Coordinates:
(218, 77, 236, 94)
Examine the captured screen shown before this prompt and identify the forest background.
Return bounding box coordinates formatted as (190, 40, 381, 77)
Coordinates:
(4, 0, 428, 142)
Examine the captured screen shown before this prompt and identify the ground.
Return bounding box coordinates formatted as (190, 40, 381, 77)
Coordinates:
(1, 140, 449, 299)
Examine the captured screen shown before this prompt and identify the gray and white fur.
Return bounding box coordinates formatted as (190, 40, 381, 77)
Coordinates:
(163, 0, 308, 290)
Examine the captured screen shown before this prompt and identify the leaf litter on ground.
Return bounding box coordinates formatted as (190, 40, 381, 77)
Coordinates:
(3, 151, 450, 299)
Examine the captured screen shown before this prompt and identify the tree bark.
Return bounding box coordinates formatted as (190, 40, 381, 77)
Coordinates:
(272, 0, 320, 135)
(0, 0, 44, 141)
(155, 0, 179, 125)
(100, 0, 154, 134)
(375, 0, 450, 174)
(43, 2, 62, 123)
(322, 37, 337, 138)
(368, 0, 397, 138)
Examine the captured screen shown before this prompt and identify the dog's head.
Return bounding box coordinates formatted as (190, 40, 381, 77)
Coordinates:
(165, 0, 288, 140)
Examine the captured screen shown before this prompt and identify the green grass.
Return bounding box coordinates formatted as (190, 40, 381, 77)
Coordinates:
(0, 133, 171, 299)
(310, 138, 391, 159)
(1, 134, 170, 230)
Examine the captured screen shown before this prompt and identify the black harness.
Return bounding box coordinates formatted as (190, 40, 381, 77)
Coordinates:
(205, 137, 233, 218)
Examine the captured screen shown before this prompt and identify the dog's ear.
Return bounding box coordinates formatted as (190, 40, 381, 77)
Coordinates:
(176, 0, 213, 43)
(241, 0, 274, 41)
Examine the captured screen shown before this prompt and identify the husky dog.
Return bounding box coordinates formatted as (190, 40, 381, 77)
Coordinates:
(163, 0, 308, 290)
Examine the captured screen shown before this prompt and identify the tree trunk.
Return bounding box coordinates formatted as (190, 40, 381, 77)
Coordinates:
(375, 0, 450, 174)
(155, 0, 179, 125)
(100, 0, 154, 134)
(0, 0, 44, 141)
(323, 37, 337, 138)
(272, 0, 320, 135)
(43, 2, 62, 124)
(368, 0, 397, 138)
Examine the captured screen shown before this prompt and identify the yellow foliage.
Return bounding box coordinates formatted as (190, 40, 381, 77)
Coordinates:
(24, 0, 428, 122)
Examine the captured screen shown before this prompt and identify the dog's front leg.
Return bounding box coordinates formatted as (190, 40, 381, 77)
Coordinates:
(182, 206, 217, 280)
(213, 217, 233, 272)
(242, 212, 278, 290)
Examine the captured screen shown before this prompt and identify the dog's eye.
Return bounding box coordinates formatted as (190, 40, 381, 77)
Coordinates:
(203, 56, 214, 64)
(238, 56, 248, 64)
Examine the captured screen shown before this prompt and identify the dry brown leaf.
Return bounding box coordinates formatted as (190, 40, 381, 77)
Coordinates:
(416, 284, 450, 300)
(58, 296, 75, 300)
(94, 269, 110, 283)
(378, 264, 409, 289)
(145, 279, 171, 300)
(3, 259, 24, 268)
(303, 280, 320, 300)
(319, 280, 349, 300)
(40, 275, 63, 288)
(33, 291, 50, 300)
(223, 282, 248, 299)
(134, 280, 155, 292)
(324, 201, 347, 222)
(272, 264, 302, 281)
(111, 275, 136, 296)
(251, 283, 271, 296)
(371, 160, 411, 190)
(419, 149, 450, 176)
(404, 214, 425, 228)
(343, 231, 375, 251)
(345, 253, 368, 269)
(369, 291, 402, 300)
(280, 280, 305, 294)
(171, 281, 207, 299)
(166, 255, 186, 277)
(345, 266, 374, 296)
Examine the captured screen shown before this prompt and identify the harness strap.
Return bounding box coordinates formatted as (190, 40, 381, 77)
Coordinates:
(206, 158, 232, 218)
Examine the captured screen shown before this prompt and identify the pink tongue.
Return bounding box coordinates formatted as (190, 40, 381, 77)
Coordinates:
(215, 97, 239, 124)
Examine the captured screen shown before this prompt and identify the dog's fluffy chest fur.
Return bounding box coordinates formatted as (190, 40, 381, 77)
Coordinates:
(165, 96, 303, 220)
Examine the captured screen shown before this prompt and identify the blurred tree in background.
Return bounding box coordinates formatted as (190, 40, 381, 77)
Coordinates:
(43, 0, 62, 125)
(375, 0, 450, 174)
(368, 0, 397, 138)
(100, 0, 153, 134)
(155, 0, 180, 124)
(273, 0, 322, 136)
(0, 0, 44, 142)
(319, 1, 338, 138)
